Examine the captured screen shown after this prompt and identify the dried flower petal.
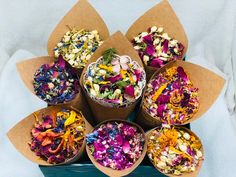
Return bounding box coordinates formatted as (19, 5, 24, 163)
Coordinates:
(33, 57, 79, 104)
(144, 66, 199, 124)
(29, 109, 85, 164)
(86, 121, 145, 170)
(133, 26, 184, 68)
(147, 127, 203, 175)
(54, 28, 103, 69)
(83, 48, 146, 107)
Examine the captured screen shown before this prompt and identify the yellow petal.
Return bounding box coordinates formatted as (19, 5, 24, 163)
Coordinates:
(64, 111, 77, 127)
(98, 64, 113, 72)
(152, 83, 168, 101)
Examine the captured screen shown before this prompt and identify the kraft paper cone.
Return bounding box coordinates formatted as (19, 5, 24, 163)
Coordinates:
(16, 56, 82, 106)
(126, 0, 188, 80)
(86, 119, 147, 177)
(47, 0, 109, 57)
(7, 105, 93, 166)
(80, 31, 145, 123)
(136, 60, 225, 129)
(146, 126, 204, 177)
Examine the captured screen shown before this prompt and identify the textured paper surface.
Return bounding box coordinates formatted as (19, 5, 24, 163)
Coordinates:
(126, 0, 188, 80)
(47, 0, 109, 57)
(86, 119, 147, 177)
(136, 60, 225, 128)
(146, 126, 204, 177)
(7, 105, 93, 166)
(80, 31, 145, 123)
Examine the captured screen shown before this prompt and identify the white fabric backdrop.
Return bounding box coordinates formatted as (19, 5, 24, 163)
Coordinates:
(0, 0, 236, 177)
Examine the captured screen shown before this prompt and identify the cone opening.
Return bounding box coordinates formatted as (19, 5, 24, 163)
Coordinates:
(47, 0, 109, 58)
(53, 28, 104, 70)
(33, 56, 80, 105)
(143, 64, 199, 126)
(86, 119, 147, 176)
(82, 48, 146, 108)
(146, 126, 204, 176)
(131, 25, 185, 70)
(7, 106, 91, 166)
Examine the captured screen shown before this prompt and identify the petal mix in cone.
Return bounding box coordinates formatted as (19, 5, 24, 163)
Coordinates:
(7, 105, 93, 166)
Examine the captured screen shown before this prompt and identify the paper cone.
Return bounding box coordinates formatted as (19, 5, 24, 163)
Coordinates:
(47, 0, 109, 57)
(7, 105, 93, 166)
(16, 56, 81, 105)
(136, 60, 225, 129)
(146, 126, 204, 177)
(126, 0, 188, 80)
(86, 119, 147, 177)
(80, 31, 145, 123)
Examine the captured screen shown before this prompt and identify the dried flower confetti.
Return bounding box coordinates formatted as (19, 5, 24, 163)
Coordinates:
(33, 56, 79, 104)
(29, 109, 85, 164)
(147, 126, 203, 176)
(83, 48, 146, 107)
(132, 26, 184, 68)
(54, 28, 103, 68)
(144, 66, 199, 125)
(86, 121, 145, 170)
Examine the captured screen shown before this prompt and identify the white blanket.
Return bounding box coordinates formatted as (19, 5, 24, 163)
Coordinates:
(0, 0, 236, 176)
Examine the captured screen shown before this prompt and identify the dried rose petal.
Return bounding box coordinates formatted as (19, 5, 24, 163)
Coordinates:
(144, 66, 199, 124)
(29, 109, 85, 164)
(124, 85, 135, 97)
(86, 121, 145, 170)
(133, 26, 185, 68)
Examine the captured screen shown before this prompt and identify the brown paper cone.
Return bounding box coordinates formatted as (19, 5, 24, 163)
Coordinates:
(16, 56, 83, 106)
(7, 105, 93, 166)
(146, 126, 204, 177)
(126, 0, 188, 80)
(80, 31, 145, 123)
(47, 0, 109, 57)
(86, 119, 147, 177)
(136, 60, 225, 129)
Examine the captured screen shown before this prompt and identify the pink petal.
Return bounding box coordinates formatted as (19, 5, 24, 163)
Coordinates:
(111, 58, 119, 65)
(134, 69, 141, 82)
(116, 135, 123, 146)
(120, 56, 129, 64)
(112, 64, 121, 73)
(122, 141, 130, 153)
(121, 63, 128, 70)
(124, 85, 135, 97)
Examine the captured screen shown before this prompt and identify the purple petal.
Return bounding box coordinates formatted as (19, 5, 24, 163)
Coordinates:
(145, 45, 155, 55)
(106, 74, 122, 83)
(124, 85, 135, 97)
(150, 57, 163, 68)
(134, 69, 141, 82)
(142, 35, 153, 44)
(157, 95, 170, 104)
(177, 66, 188, 81)
(57, 55, 66, 69)
(157, 104, 165, 117)
(116, 135, 123, 145)
(162, 39, 169, 53)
